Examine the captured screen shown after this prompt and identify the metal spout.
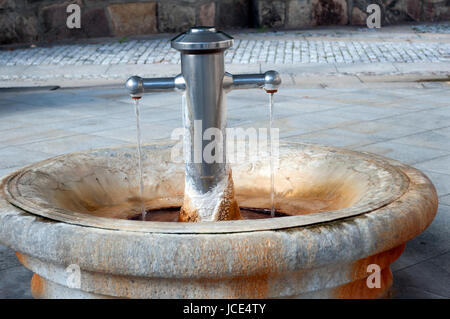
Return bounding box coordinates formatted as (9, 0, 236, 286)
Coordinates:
(125, 27, 281, 222)
(224, 70, 281, 93)
(125, 74, 185, 98)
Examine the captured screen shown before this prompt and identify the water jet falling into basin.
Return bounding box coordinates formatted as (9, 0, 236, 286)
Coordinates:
(132, 96, 146, 220)
(268, 92, 275, 218)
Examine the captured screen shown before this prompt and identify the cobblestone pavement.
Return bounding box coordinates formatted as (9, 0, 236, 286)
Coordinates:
(0, 81, 449, 298)
(1, 36, 449, 67)
(2, 31, 449, 67)
(1, 24, 449, 85)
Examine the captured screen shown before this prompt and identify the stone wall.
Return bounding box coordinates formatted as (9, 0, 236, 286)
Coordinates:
(1, 0, 449, 45)
(258, 0, 450, 29)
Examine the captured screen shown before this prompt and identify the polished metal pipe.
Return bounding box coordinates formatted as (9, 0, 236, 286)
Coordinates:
(226, 70, 281, 92)
(181, 51, 227, 193)
(125, 74, 185, 97)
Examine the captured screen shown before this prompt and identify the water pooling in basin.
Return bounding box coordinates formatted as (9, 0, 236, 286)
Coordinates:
(128, 207, 288, 221)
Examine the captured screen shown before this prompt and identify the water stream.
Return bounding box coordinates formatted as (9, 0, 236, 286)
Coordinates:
(133, 98, 146, 220)
(269, 92, 275, 218)
(132, 93, 276, 221)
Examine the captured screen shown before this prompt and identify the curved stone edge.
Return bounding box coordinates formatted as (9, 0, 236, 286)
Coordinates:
(0, 155, 438, 298)
(31, 270, 393, 299)
(1, 142, 410, 234)
(21, 244, 403, 298)
(30, 267, 394, 299)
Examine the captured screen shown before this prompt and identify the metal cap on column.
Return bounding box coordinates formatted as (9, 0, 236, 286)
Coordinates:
(171, 27, 233, 52)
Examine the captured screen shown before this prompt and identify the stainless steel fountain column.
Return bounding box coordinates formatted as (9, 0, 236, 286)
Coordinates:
(173, 27, 235, 222)
(126, 27, 281, 222)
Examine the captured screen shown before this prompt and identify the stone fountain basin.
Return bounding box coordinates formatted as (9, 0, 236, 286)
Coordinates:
(0, 141, 437, 298)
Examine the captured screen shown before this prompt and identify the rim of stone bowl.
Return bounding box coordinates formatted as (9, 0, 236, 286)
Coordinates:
(1, 141, 411, 234)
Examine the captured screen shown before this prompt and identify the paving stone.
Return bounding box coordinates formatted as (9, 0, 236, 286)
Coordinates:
(56, 100, 135, 117)
(337, 120, 429, 141)
(389, 130, 450, 152)
(131, 107, 180, 124)
(270, 99, 345, 115)
(0, 116, 31, 131)
(285, 127, 380, 148)
(429, 250, 450, 273)
(378, 110, 450, 130)
(0, 244, 20, 271)
(356, 141, 450, 165)
(392, 252, 450, 298)
(420, 171, 450, 197)
(391, 285, 447, 299)
(335, 62, 398, 74)
(419, 106, 450, 118)
(0, 125, 76, 147)
(415, 155, 450, 175)
(0, 167, 19, 178)
(0, 145, 54, 169)
(3, 108, 94, 126)
(316, 105, 399, 121)
(317, 88, 417, 107)
(1, 89, 103, 108)
(0, 265, 33, 299)
(440, 194, 450, 206)
(54, 116, 135, 135)
(278, 112, 360, 136)
(392, 204, 450, 272)
(19, 133, 127, 155)
(93, 118, 181, 143)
